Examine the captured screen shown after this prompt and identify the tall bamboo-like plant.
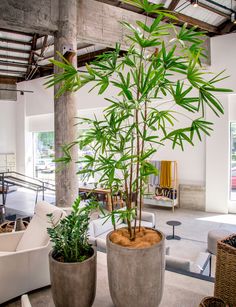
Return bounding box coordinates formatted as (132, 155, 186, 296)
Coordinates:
(46, 0, 232, 240)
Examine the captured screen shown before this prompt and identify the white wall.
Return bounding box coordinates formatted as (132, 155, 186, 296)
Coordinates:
(0, 100, 16, 153)
(205, 32, 236, 213)
(18, 77, 119, 117)
(210, 33, 236, 93)
(205, 95, 229, 213)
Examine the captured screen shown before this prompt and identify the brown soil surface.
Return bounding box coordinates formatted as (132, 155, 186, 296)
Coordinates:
(110, 227, 162, 248)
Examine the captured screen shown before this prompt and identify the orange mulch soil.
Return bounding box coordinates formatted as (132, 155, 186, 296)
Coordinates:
(110, 227, 162, 248)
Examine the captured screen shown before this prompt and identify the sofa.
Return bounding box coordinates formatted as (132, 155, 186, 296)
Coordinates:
(0, 201, 66, 304)
(88, 210, 156, 251)
(165, 252, 211, 275)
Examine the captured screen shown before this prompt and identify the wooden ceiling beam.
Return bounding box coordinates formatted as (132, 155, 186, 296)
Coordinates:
(94, 0, 219, 34)
(0, 37, 32, 46)
(0, 46, 30, 54)
(172, 11, 220, 33)
(26, 34, 49, 80)
(28, 47, 126, 79)
(26, 33, 38, 78)
(219, 19, 236, 34)
(77, 48, 114, 67)
(0, 76, 20, 84)
(168, 0, 180, 11)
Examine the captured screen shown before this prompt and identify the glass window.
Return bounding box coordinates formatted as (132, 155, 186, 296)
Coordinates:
(33, 131, 55, 184)
(32, 130, 95, 185)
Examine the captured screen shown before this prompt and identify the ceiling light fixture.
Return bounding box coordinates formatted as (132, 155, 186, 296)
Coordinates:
(191, 0, 198, 7)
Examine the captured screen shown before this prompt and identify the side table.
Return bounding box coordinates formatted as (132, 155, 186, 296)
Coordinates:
(166, 220, 181, 240)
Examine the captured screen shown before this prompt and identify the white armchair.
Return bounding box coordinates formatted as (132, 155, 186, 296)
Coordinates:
(0, 201, 66, 304)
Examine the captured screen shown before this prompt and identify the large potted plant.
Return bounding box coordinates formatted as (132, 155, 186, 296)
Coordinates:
(47, 197, 96, 307)
(46, 1, 231, 306)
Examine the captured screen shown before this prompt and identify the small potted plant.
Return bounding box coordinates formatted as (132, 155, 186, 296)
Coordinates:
(47, 197, 96, 307)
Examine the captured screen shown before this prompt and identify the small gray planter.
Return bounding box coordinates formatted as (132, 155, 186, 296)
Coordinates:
(106, 228, 165, 307)
(49, 248, 97, 307)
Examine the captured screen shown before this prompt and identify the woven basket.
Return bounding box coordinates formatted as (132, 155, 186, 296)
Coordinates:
(214, 234, 236, 307)
(0, 220, 29, 233)
(199, 296, 228, 307)
(0, 221, 15, 233)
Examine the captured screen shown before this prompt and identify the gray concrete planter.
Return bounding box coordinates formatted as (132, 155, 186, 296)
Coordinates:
(49, 248, 96, 307)
(106, 228, 165, 307)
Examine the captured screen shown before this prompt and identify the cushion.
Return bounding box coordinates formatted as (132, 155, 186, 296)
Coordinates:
(16, 202, 65, 251)
(91, 216, 121, 237)
(138, 210, 155, 226)
(130, 220, 153, 228)
(207, 229, 232, 255)
(166, 255, 191, 272)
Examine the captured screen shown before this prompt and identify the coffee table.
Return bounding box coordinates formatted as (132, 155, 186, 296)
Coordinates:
(166, 220, 181, 240)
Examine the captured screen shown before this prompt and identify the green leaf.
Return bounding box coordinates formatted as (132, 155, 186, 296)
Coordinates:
(190, 119, 213, 141)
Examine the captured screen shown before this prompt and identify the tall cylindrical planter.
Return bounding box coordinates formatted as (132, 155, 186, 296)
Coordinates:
(49, 248, 97, 307)
(106, 228, 165, 307)
(214, 234, 236, 307)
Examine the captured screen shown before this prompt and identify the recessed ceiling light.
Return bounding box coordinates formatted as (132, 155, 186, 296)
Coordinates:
(191, 0, 198, 8)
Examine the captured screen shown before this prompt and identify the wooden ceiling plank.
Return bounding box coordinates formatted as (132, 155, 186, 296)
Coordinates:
(0, 61, 28, 68)
(0, 28, 33, 37)
(0, 38, 32, 46)
(0, 46, 31, 54)
(0, 68, 25, 75)
(197, 2, 230, 19)
(0, 54, 29, 62)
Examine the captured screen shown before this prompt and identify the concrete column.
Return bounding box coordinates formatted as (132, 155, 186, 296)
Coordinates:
(54, 0, 78, 207)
